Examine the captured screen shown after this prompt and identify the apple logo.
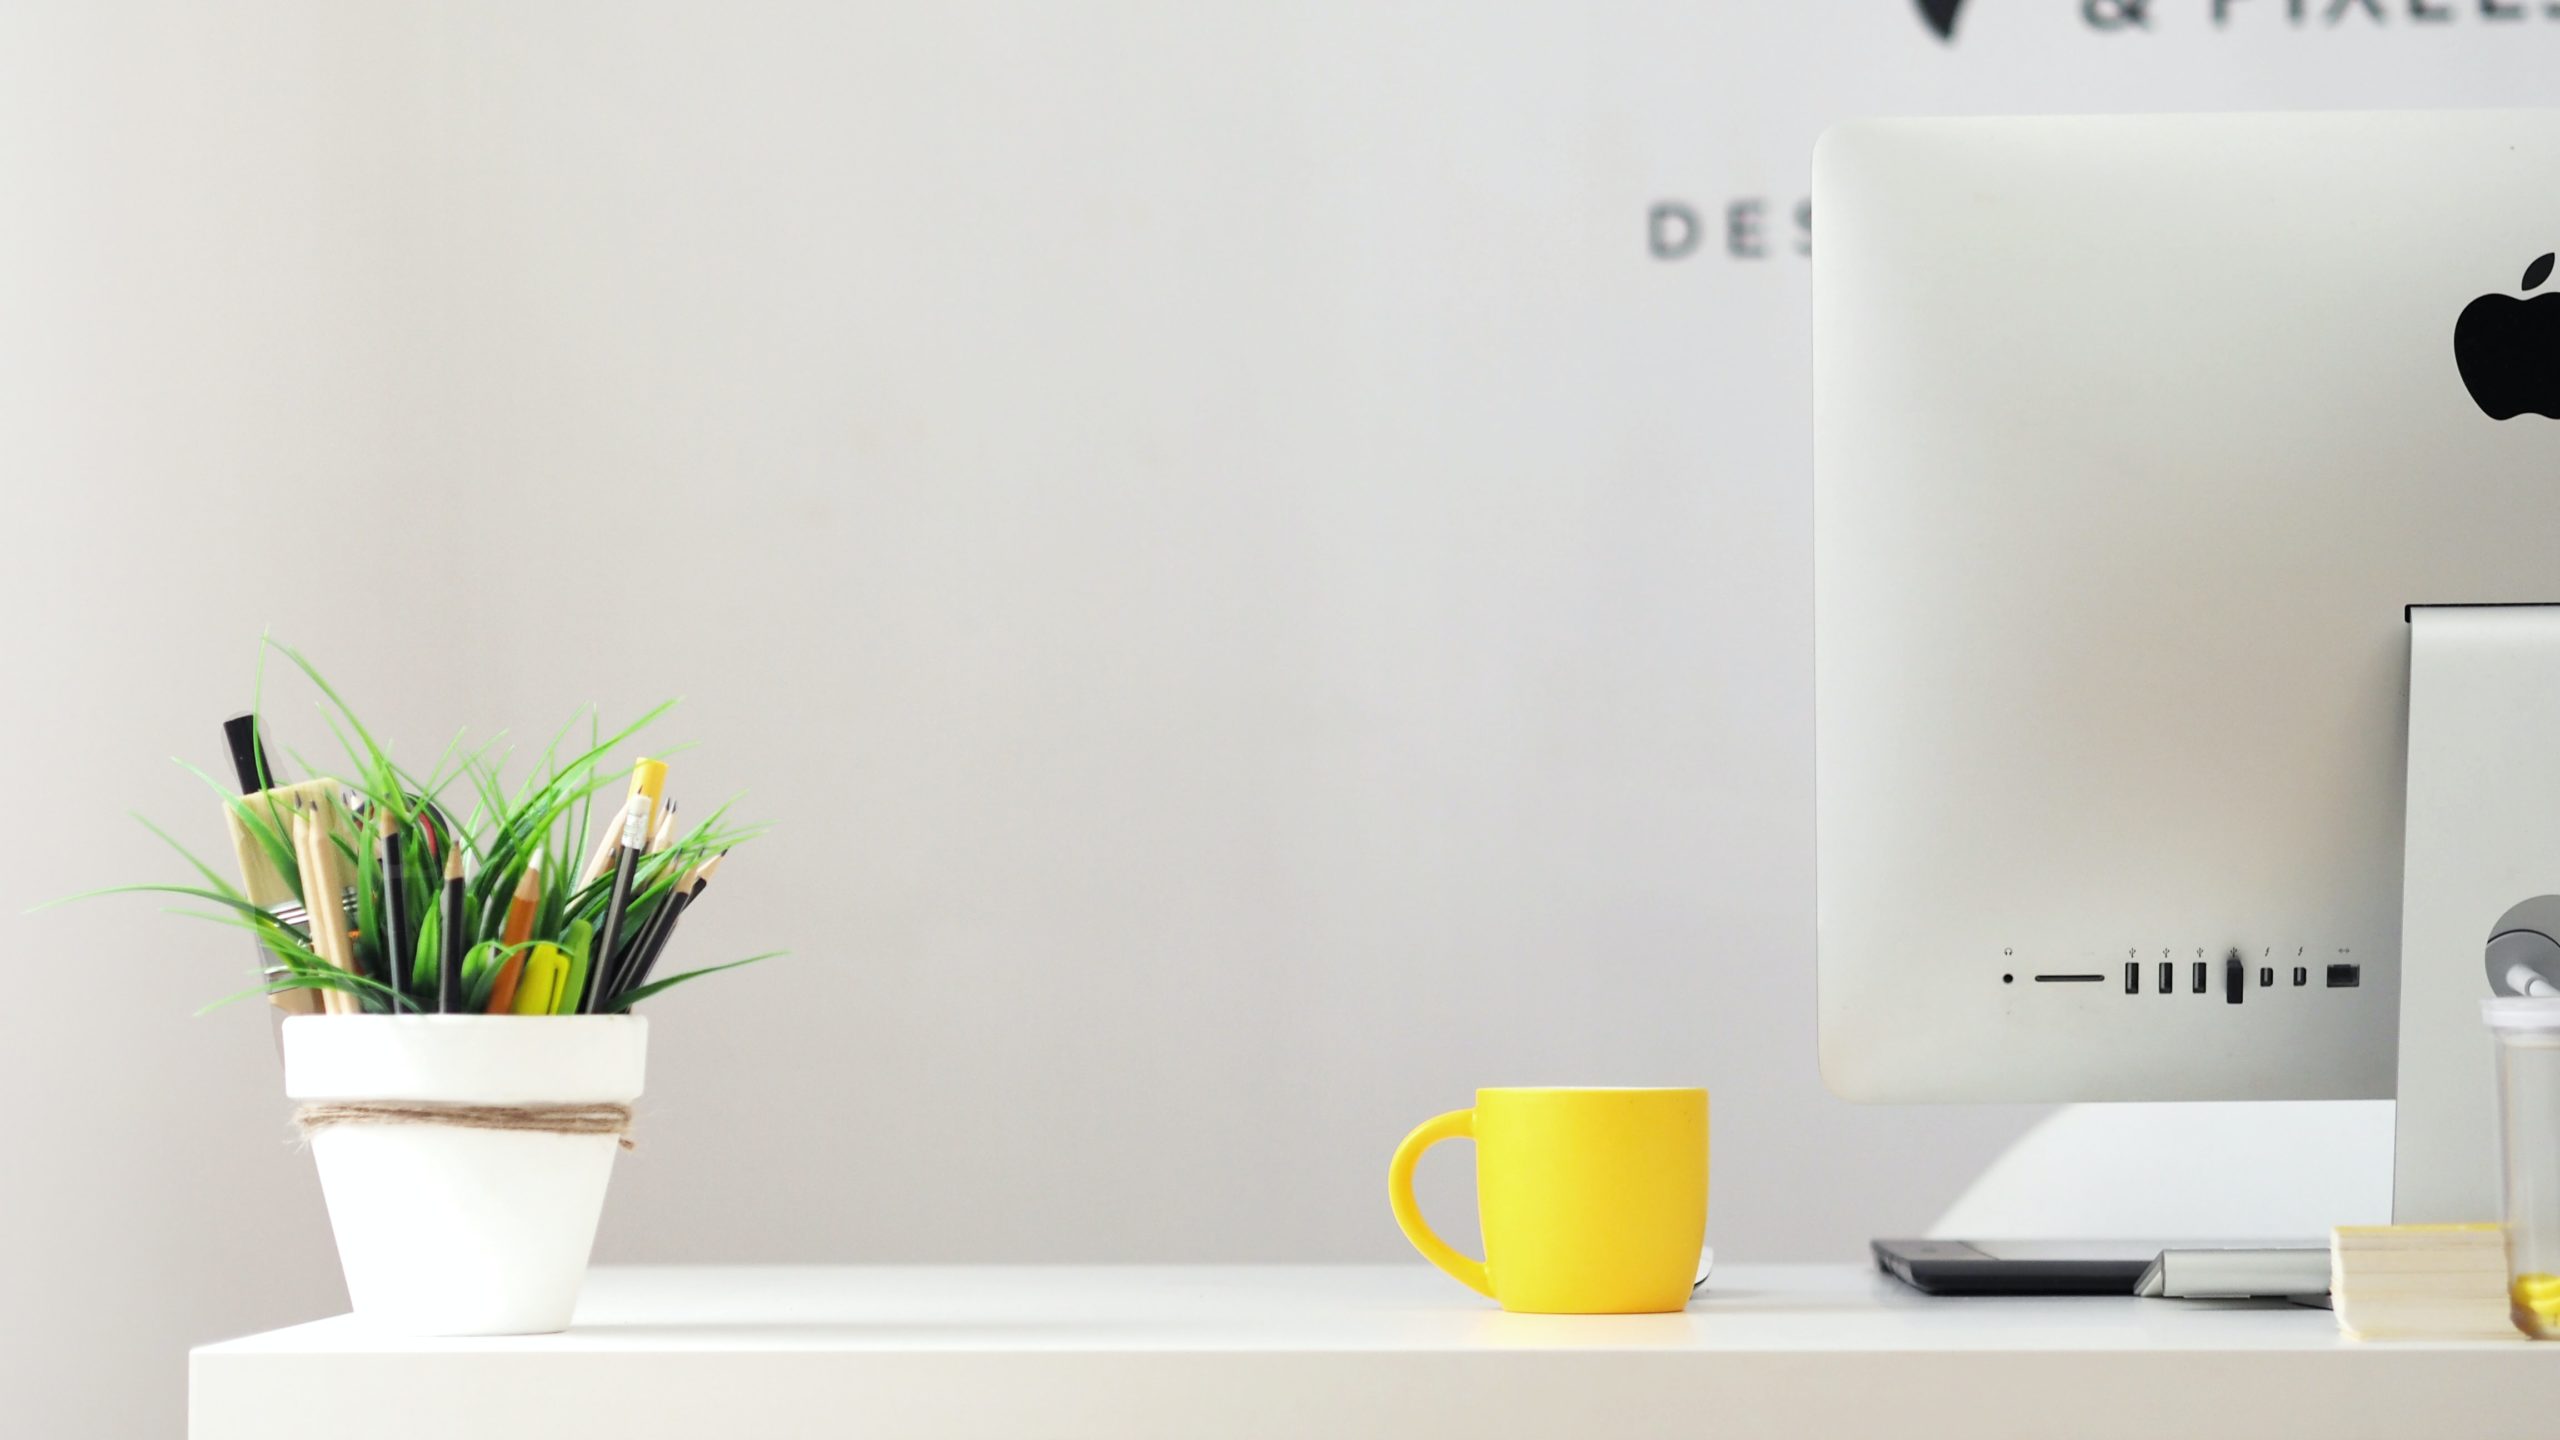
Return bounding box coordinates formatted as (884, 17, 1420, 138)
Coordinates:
(2455, 252, 2560, 421)
(1915, 0, 1965, 41)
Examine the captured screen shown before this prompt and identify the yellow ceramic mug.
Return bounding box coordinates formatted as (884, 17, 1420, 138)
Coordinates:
(1389, 1087, 1707, 1314)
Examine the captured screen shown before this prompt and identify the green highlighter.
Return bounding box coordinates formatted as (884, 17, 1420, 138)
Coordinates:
(551, 919, 593, 1016)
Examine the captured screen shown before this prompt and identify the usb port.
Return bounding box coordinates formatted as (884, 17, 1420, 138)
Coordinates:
(2126, 962, 2140, 994)
(2192, 961, 2207, 994)
(2259, 966, 2274, 989)
(2326, 963, 2360, 988)
(2293, 966, 2308, 987)
(2158, 961, 2172, 995)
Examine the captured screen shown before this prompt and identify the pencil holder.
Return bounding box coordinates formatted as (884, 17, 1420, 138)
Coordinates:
(280, 1015, 647, 1336)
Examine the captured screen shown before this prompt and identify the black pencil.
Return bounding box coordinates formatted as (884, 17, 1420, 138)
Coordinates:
(616, 850, 724, 1005)
(608, 797, 685, 988)
(580, 795, 649, 1014)
(376, 809, 414, 1014)
(437, 841, 465, 1014)
(604, 860, 693, 1003)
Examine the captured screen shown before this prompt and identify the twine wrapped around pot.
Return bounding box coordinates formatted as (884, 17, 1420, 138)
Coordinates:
(295, 1101, 636, 1150)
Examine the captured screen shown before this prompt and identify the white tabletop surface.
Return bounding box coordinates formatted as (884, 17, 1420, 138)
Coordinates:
(191, 1263, 2556, 1440)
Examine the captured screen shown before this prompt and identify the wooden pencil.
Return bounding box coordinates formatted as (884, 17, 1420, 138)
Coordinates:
(292, 808, 353, 1014)
(485, 854, 543, 1015)
(312, 808, 365, 1012)
(576, 816, 624, 890)
(294, 799, 337, 1014)
(288, 810, 327, 1014)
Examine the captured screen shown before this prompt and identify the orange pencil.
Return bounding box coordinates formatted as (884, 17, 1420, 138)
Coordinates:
(484, 854, 544, 1014)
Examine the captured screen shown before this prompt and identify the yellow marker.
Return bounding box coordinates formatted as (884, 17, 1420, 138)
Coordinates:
(510, 942, 569, 1016)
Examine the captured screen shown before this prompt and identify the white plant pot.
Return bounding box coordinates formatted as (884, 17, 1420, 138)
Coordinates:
(280, 1015, 648, 1336)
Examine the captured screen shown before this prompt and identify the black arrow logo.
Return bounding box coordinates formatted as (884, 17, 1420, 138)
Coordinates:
(1916, 0, 1965, 41)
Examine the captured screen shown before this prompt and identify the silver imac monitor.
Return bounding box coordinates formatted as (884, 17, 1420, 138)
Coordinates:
(1813, 111, 2560, 1104)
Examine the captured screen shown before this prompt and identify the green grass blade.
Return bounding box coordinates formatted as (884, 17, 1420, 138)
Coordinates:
(611, 952, 784, 1010)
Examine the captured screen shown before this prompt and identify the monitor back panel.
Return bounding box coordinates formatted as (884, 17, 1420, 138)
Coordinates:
(1813, 111, 2560, 1102)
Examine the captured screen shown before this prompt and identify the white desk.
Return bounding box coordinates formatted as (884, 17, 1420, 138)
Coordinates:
(191, 1264, 2551, 1439)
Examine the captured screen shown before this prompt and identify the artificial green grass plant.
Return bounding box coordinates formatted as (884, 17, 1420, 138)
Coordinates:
(65, 637, 776, 1014)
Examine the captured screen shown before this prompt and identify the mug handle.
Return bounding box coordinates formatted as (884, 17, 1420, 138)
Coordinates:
(1388, 1108, 1494, 1298)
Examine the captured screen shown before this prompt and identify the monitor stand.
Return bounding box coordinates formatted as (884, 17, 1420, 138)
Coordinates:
(2394, 603, 2560, 1221)
(1875, 604, 2560, 1296)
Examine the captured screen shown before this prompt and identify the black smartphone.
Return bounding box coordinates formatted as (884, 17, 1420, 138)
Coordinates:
(1871, 1238, 2163, 1296)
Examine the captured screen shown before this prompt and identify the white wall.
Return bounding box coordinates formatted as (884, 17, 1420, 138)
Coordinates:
(5, 4, 2555, 1434)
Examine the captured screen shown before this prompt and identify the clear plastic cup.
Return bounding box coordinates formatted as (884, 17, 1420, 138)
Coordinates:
(2485, 998, 2560, 1338)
